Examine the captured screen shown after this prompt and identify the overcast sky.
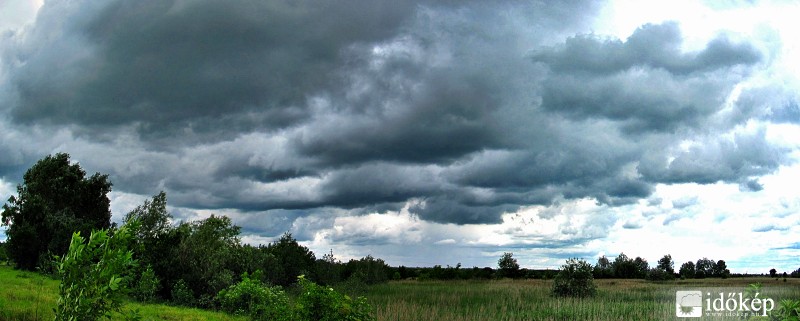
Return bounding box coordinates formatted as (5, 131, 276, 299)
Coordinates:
(1, 0, 799, 273)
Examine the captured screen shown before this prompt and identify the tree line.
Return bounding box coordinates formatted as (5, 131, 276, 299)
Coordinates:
(1, 153, 391, 310)
(2, 153, 799, 307)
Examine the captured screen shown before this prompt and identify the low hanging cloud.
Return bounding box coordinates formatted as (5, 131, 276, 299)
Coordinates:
(0, 0, 794, 232)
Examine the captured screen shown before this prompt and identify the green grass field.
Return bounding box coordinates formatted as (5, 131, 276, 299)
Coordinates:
(366, 278, 800, 321)
(0, 265, 245, 321)
(2, 263, 798, 321)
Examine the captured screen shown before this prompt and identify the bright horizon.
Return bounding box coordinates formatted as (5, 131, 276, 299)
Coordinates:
(1, 0, 799, 274)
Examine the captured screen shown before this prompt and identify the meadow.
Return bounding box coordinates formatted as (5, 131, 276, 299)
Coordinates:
(0, 265, 245, 321)
(2, 263, 798, 321)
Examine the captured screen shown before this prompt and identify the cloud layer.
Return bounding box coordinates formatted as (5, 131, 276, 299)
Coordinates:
(1, 0, 798, 269)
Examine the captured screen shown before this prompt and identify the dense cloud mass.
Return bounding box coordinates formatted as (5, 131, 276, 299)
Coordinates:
(0, 0, 797, 257)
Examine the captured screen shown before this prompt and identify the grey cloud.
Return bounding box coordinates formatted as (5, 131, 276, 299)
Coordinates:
(532, 22, 761, 75)
(6, 0, 419, 143)
(0, 0, 793, 230)
(533, 22, 761, 134)
(639, 128, 785, 184)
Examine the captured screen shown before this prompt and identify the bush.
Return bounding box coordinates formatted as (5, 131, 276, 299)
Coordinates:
(171, 279, 195, 307)
(132, 264, 160, 303)
(645, 267, 675, 281)
(295, 275, 375, 321)
(216, 273, 291, 320)
(552, 258, 597, 298)
(53, 226, 137, 321)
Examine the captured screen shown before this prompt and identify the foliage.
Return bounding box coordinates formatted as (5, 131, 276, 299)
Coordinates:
(593, 255, 614, 278)
(53, 224, 137, 321)
(497, 252, 520, 278)
(132, 264, 160, 303)
(216, 272, 291, 320)
(771, 299, 800, 321)
(552, 258, 596, 298)
(343, 255, 391, 285)
(174, 215, 240, 307)
(171, 279, 195, 307)
(679, 261, 696, 279)
(265, 232, 316, 286)
(1, 153, 113, 270)
(645, 267, 674, 281)
(695, 257, 715, 278)
(295, 275, 375, 321)
(656, 254, 674, 274)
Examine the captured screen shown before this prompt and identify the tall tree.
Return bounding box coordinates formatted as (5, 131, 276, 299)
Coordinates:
(679, 261, 696, 279)
(1, 153, 112, 270)
(657, 254, 674, 274)
(266, 232, 316, 286)
(497, 252, 520, 278)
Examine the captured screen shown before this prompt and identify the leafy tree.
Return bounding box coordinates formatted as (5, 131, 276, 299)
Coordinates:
(344, 255, 390, 285)
(713, 260, 730, 278)
(657, 254, 674, 274)
(612, 253, 637, 278)
(315, 249, 342, 285)
(679, 261, 696, 279)
(633, 256, 649, 278)
(176, 215, 241, 306)
(497, 252, 520, 278)
(54, 224, 137, 321)
(123, 191, 172, 300)
(770, 268, 777, 278)
(552, 258, 596, 298)
(266, 232, 316, 286)
(695, 258, 715, 279)
(593, 255, 614, 278)
(1, 153, 112, 270)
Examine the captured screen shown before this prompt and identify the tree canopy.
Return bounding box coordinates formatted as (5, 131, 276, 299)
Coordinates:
(1, 153, 112, 270)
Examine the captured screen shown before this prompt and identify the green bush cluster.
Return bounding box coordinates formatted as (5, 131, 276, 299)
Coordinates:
(215, 274, 374, 321)
(216, 272, 290, 320)
(552, 258, 596, 298)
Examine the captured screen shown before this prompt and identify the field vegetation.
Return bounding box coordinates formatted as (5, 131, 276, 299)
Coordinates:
(2, 153, 800, 321)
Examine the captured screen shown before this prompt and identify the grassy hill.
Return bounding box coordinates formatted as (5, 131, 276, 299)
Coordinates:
(0, 264, 245, 321)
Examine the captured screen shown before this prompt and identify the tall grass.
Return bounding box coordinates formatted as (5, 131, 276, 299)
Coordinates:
(367, 278, 800, 321)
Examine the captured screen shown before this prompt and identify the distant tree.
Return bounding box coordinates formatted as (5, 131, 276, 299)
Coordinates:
(679, 261, 696, 279)
(593, 255, 614, 278)
(497, 252, 520, 278)
(633, 257, 649, 278)
(695, 258, 715, 279)
(174, 215, 241, 306)
(612, 253, 637, 278)
(657, 254, 675, 274)
(713, 260, 730, 278)
(770, 268, 777, 278)
(552, 258, 596, 298)
(1, 153, 112, 270)
(344, 255, 390, 284)
(266, 232, 316, 286)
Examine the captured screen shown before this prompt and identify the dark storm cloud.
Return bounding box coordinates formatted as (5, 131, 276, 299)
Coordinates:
(0, 0, 793, 229)
(532, 22, 761, 134)
(6, 0, 419, 142)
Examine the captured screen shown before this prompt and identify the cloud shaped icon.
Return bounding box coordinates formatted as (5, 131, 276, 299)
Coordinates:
(680, 293, 702, 307)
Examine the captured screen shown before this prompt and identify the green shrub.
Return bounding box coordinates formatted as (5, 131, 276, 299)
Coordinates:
(552, 258, 597, 298)
(132, 264, 160, 303)
(216, 273, 291, 321)
(645, 267, 675, 281)
(53, 226, 137, 321)
(171, 279, 195, 307)
(295, 275, 375, 321)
